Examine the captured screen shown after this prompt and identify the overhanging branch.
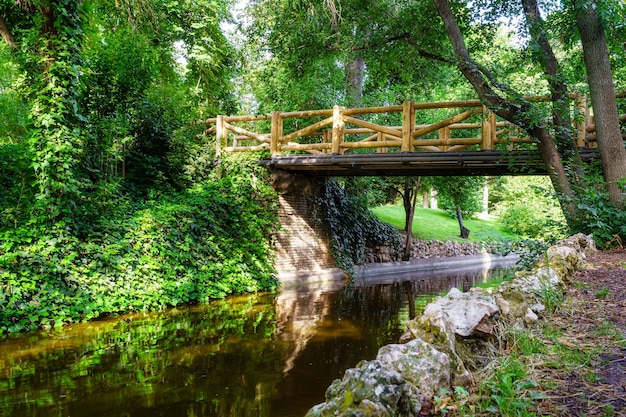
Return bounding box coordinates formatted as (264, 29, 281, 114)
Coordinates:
(0, 15, 17, 49)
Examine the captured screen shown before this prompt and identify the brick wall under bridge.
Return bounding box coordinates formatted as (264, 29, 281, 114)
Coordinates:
(271, 171, 343, 284)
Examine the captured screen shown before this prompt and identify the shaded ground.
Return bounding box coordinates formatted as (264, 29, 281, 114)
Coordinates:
(535, 249, 626, 416)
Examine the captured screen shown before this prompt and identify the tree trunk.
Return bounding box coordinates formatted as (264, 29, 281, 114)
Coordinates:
(522, 0, 583, 175)
(482, 178, 489, 216)
(456, 205, 470, 239)
(0, 16, 17, 49)
(345, 56, 365, 107)
(574, 1, 626, 209)
(403, 280, 416, 320)
(403, 177, 420, 261)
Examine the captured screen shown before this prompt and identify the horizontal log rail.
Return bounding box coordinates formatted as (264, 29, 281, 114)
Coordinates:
(202, 93, 625, 157)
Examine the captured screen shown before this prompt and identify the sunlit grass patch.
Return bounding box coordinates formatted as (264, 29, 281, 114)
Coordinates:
(371, 205, 517, 242)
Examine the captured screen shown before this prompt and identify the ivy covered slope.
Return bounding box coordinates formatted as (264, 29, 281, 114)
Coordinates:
(0, 155, 279, 335)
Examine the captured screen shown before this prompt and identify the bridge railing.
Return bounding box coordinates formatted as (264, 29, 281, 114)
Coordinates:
(202, 94, 623, 157)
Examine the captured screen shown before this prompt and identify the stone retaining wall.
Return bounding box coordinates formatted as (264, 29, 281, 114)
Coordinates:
(365, 239, 494, 264)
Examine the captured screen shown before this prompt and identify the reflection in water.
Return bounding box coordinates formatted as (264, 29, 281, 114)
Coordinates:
(0, 264, 514, 417)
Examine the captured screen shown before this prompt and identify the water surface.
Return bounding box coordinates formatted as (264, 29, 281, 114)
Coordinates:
(0, 263, 513, 417)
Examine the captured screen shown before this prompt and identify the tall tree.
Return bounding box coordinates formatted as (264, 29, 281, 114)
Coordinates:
(433, 0, 583, 223)
(434, 176, 484, 239)
(573, 0, 626, 209)
(0, 0, 86, 220)
(401, 177, 421, 260)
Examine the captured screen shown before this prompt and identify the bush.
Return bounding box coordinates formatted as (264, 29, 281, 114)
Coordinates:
(571, 183, 626, 249)
(314, 179, 403, 274)
(0, 156, 279, 335)
(491, 177, 567, 241)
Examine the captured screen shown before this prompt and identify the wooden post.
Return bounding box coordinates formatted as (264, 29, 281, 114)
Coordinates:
(439, 127, 450, 151)
(402, 100, 415, 152)
(332, 105, 344, 154)
(271, 111, 282, 156)
(481, 106, 495, 150)
(573, 93, 588, 147)
(377, 132, 388, 153)
(216, 115, 225, 157)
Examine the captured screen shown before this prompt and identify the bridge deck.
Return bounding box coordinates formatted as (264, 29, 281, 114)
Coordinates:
(260, 149, 599, 177)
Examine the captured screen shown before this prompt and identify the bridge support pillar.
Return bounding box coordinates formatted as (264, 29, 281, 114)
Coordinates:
(271, 171, 341, 285)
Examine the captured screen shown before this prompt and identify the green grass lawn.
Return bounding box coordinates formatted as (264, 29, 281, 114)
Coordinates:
(371, 205, 518, 242)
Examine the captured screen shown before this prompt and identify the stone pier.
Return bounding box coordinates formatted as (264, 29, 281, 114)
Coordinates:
(271, 171, 342, 285)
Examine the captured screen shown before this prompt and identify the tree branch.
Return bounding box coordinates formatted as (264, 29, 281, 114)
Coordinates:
(432, 0, 526, 124)
(0, 15, 17, 49)
(347, 31, 455, 65)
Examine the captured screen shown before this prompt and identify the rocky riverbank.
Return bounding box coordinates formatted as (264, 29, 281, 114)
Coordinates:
(305, 234, 597, 416)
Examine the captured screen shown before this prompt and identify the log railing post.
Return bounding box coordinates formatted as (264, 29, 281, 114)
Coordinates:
(481, 106, 495, 150)
(439, 126, 450, 151)
(215, 115, 225, 157)
(271, 111, 282, 156)
(377, 132, 387, 153)
(402, 100, 415, 152)
(573, 93, 588, 147)
(332, 105, 344, 154)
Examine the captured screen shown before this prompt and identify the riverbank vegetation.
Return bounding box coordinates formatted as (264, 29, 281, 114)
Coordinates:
(1, 153, 279, 335)
(372, 175, 569, 242)
(440, 250, 626, 416)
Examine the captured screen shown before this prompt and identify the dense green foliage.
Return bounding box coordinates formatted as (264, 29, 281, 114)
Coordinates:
(569, 168, 626, 248)
(0, 0, 279, 336)
(491, 176, 568, 241)
(0, 154, 279, 335)
(434, 176, 484, 218)
(314, 179, 403, 273)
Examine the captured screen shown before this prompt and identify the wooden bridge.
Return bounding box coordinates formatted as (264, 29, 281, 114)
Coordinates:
(202, 94, 622, 176)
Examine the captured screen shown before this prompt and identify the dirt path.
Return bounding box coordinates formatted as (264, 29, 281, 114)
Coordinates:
(536, 249, 626, 416)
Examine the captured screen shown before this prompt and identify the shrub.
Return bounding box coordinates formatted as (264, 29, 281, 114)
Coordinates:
(314, 179, 403, 273)
(0, 156, 279, 335)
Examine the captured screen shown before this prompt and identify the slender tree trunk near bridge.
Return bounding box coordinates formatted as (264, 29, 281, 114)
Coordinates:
(403, 177, 421, 261)
(522, 0, 585, 179)
(574, 0, 626, 209)
(0, 16, 17, 49)
(345, 56, 365, 107)
(456, 205, 470, 239)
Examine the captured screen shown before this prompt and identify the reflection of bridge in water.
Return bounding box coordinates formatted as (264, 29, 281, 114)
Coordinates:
(272, 256, 517, 415)
(201, 95, 621, 176)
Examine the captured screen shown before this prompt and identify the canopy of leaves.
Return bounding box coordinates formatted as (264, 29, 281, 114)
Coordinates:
(434, 176, 484, 218)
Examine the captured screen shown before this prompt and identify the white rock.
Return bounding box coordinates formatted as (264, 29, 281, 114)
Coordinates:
(524, 308, 539, 324)
(376, 339, 450, 398)
(422, 288, 499, 337)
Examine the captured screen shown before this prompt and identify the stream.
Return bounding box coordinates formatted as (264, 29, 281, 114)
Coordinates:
(0, 258, 516, 417)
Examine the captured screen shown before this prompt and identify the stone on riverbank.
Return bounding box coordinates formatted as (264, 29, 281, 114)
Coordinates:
(376, 339, 450, 398)
(304, 359, 424, 417)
